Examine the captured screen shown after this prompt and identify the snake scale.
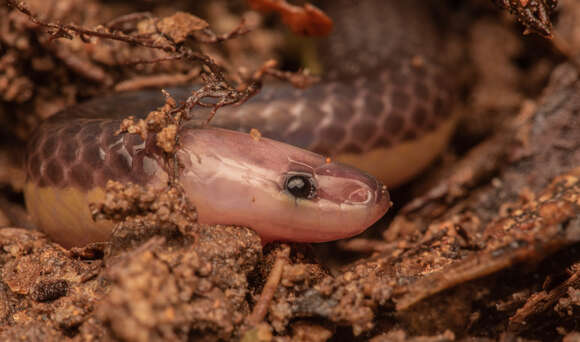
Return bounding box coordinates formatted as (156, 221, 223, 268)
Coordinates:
(24, 0, 457, 247)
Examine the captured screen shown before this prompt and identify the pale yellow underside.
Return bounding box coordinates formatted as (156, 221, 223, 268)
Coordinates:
(336, 114, 458, 188)
(24, 184, 113, 248)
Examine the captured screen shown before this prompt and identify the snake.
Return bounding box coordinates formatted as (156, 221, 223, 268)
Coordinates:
(23, 0, 457, 248)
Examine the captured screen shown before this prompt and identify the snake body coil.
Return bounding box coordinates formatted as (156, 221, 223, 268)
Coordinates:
(24, 0, 456, 247)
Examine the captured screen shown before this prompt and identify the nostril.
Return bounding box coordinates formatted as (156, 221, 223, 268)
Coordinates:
(347, 188, 371, 204)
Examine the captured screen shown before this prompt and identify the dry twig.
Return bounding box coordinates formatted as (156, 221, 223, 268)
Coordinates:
(246, 245, 291, 326)
(7, 0, 318, 122)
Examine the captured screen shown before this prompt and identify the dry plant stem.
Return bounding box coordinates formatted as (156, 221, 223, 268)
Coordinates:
(259, 63, 320, 89)
(247, 245, 291, 326)
(509, 264, 580, 328)
(114, 69, 200, 92)
(337, 238, 401, 254)
(8, 0, 166, 47)
(119, 55, 184, 66)
(189, 59, 319, 124)
(8, 2, 252, 94)
(8, 0, 318, 123)
(195, 19, 251, 44)
(45, 41, 113, 85)
(105, 12, 153, 30)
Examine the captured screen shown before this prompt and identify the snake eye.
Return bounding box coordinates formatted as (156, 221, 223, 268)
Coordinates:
(284, 173, 316, 199)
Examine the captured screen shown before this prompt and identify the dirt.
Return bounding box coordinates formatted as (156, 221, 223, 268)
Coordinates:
(0, 0, 580, 341)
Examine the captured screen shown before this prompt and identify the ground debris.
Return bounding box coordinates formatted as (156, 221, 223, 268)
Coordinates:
(0, 223, 263, 341)
(155, 12, 210, 44)
(508, 261, 580, 331)
(97, 225, 262, 341)
(1, 0, 313, 142)
(247, 245, 290, 327)
(90, 180, 196, 230)
(0, 228, 104, 340)
(1, 0, 580, 341)
(370, 329, 455, 342)
(491, 0, 558, 36)
(310, 61, 580, 338)
(394, 167, 580, 311)
(89, 180, 198, 256)
(116, 89, 181, 155)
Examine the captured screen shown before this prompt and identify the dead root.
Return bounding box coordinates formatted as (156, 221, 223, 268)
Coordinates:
(246, 244, 290, 327)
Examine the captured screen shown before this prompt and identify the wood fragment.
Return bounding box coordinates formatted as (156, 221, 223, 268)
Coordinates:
(246, 245, 290, 326)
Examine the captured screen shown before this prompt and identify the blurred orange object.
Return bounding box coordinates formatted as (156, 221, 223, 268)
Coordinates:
(247, 0, 333, 36)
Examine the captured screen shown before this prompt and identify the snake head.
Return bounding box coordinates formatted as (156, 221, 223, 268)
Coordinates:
(179, 127, 391, 243)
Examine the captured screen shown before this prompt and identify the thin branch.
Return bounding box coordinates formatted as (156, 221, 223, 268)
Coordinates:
(119, 55, 184, 66)
(196, 19, 251, 43)
(8, 0, 169, 48)
(246, 245, 290, 326)
(106, 12, 153, 31)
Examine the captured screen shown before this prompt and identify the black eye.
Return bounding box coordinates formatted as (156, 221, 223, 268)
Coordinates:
(284, 174, 316, 199)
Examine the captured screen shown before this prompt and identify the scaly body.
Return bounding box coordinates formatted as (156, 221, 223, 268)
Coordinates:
(24, 0, 456, 247)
